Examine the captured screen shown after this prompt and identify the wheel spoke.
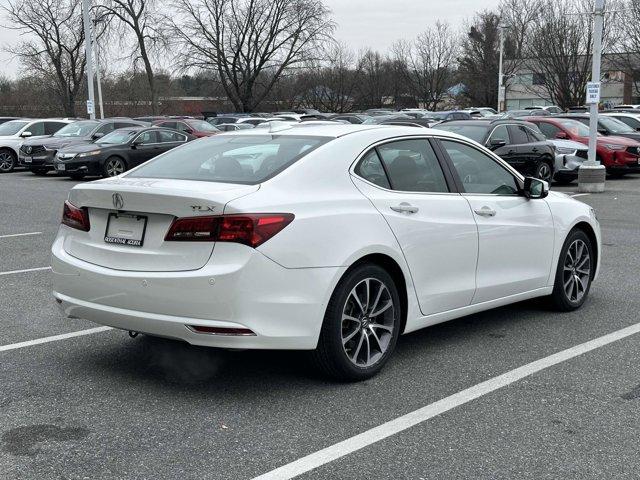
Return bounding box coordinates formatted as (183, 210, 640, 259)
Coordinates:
(342, 314, 360, 324)
(342, 328, 359, 345)
(370, 283, 385, 314)
(370, 300, 392, 318)
(369, 327, 383, 352)
(364, 279, 370, 311)
(349, 290, 365, 315)
(351, 332, 365, 362)
(363, 334, 371, 366)
(370, 322, 393, 333)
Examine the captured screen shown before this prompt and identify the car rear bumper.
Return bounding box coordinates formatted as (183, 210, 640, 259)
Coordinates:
(51, 235, 343, 350)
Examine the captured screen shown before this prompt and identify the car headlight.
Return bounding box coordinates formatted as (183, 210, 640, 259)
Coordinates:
(603, 143, 626, 151)
(556, 147, 577, 155)
(77, 150, 101, 157)
(57, 153, 76, 160)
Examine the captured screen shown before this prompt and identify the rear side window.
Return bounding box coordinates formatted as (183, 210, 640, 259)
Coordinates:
(45, 122, 66, 135)
(354, 150, 391, 189)
(508, 125, 529, 144)
(376, 139, 449, 193)
(96, 123, 116, 135)
(127, 135, 330, 184)
(158, 130, 187, 143)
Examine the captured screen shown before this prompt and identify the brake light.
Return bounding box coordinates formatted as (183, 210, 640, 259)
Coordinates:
(164, 214, 294, 247)
(62, 201, 90, 231)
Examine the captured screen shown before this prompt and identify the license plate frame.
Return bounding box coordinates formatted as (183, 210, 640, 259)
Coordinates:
(104, 213, 148, 247)
(56, 163, 65, 171)
(23, 156, 32, 163)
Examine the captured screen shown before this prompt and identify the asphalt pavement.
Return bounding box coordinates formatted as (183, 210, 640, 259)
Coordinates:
(1, 171, 639, 480)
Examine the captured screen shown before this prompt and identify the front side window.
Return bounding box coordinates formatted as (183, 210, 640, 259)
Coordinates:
(536, 121, 562, 139)
(54, 121, 99, 138)
(97, 130, 138, 145)
(26, 122, 46, 136)
(489, 125, 510, 144)
(134, 131, 158, 145)
(615, 116, 640, 129)
(376, 139, 449, 193)
(127, 135, 330, 184)
(441, 140, 519, 195)
(96, 123, 116, 135)
(158, 130, 186, 143)
(354, 150, 391, 189)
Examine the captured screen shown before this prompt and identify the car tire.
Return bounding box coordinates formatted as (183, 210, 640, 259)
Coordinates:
(0, 149, 16, 173)
(534, 160, 553, 182)
(102, 156, 127, 178)
(312, 263, 402, 381)
(32, 168, 50, 176)
(549, 229, 595, 311)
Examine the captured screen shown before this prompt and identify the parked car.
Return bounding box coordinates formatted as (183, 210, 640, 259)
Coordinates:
(433, 119, 556, 181)
(524, 105, 563, 114)
(329, 114, 375, 124)
(527, 116, 640, 176)
(19, 118, 147, 175)
(505, 109, 552, 118)
(612, 104, 640, 110)
(134, 116, 167, 123)
(0, 117, 22, 125)
(153, 118, 220, 137)
(0, 118, 73, 173)
(602, 111, 640, 131)
(54, 127, 194, 179)
(555, 113, 640, 143)
(215, 123, 255, 132)
(430, 110, 473, 122)
(379, 119, 433, 128)
(207, 115, 249, 125)
(547, 138, 588, 184)
(52, 123, 600, 381)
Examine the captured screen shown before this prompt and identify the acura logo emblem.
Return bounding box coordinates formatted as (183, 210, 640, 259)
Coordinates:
(112, 193, 124, 210)
(25, 146, 32, 154)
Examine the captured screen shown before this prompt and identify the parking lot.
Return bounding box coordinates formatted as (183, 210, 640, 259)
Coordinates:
(1, 170, 640, 479)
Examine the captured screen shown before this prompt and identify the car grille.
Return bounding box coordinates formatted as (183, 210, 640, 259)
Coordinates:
(626, 146, 639, 156)
(20, 145, 46, 155)
(576, 150, 589, 159)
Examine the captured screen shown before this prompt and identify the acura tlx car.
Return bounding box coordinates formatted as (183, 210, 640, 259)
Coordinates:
(52, 123, 601, 381)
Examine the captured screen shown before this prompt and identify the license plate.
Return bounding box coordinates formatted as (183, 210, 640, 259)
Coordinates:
(56, 163, 65, 171)
(23, 156, 32, 163)
(104, 213, 148, 247)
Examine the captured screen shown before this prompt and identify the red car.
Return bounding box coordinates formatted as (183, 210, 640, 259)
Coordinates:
(152, 118, 220, 138)
(528, 116, 640, 175)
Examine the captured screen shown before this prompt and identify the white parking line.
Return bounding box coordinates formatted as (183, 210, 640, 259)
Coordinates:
(253, 321, 640, 480)
(0, 231, 42, 239)
(571, 193, 591, 198)
(0, 326, 113, 353)
(0, 266, 51, 276)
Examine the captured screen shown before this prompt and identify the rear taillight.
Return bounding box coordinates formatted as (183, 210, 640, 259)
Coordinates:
(164, 214, 294, 247)
(62, 201, 90, 232)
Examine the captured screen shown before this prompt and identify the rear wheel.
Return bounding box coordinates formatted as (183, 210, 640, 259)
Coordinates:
(102, 156, 127, 178)
(549, 229, 595, 311)
(534, 161, 553, 182)
(0, 149, 16, 173)
(312, 263, 401, 381)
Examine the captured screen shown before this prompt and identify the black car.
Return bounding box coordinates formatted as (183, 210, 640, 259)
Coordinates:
(329, 114, 374, 124)
(19, 118, 148, 175)
(555, 113, 640, 143)
(380, 119, 433, 128)
(433, 119, 556, 182)
(53, 127, 194, 179)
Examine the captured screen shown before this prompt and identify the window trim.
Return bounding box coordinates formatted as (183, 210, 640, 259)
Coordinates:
(349, 135, 458, 195)
(433, 136, 525, 197)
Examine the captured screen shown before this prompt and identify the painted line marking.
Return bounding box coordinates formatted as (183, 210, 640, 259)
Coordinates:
(571, 193, 591, 198)
(0, 266, 51, 276)
(0, 231, 42, 239)
(0, 326, 113, 353)
(253, 321, 640, 480)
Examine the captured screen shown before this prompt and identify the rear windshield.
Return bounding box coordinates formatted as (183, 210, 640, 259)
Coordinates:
(126, 134, 331, 184)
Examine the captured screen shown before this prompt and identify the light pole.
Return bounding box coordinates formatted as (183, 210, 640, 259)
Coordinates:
(497, 24, 507, 112)
(81, 0, 96, 119)
(92, 18, 105, 119)
(578, 0, 607, 193)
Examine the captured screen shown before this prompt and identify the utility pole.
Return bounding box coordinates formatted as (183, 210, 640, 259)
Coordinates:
(92, 18, 105, 119)
(497, 24, 506, 112)
(82, 0, 96, 119)
(578, 0, 607, 193)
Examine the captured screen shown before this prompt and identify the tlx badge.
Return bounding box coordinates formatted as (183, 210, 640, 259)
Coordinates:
(191, 205, 216, 212)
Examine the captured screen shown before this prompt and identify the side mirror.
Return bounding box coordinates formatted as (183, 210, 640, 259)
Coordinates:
(555, 131, 568, 139)
(92, 132, 104, 140)
(183, 128, 194, 135)
(597, 128, 608, 135)
(20, 131, 32, 138)
(488, 139, 507, 150)
(131, 140, 141, 148)
(523, 177, 549, 199)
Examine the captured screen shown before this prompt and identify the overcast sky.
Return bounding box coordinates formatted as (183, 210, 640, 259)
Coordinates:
(0, 0, 501, 78)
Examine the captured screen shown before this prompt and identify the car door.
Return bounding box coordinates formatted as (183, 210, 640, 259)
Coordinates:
(486, 124, 517, 164)
(129, 130, 161, 166)
(506, 124, 533, 171)
(438, 139, 555, 303)
(156, 129, 187, 154)
(24, 121, 47, 139)
(351, 138, 479, 315)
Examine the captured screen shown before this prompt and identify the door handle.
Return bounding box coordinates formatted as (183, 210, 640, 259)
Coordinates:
(532, 148, 539, 153)
(507, 149, 516, 154)
(390, 203, 419, 214)
(474, 206, 496, 217)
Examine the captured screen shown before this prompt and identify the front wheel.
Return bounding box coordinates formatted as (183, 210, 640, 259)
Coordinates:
(102, 156, 127, 178)
(0, 150, 16, 173)
(549, 229, 595, 311)
(312, 263, 401, 381)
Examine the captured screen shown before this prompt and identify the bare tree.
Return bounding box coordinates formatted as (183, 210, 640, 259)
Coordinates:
(171, 0, 335, 112)
(392, 22, 459, 110)
(609, 0, 640, 100)
(354, 49, 390, 109)
(95, 0, 168, 114)
(2, 0, 86, 116)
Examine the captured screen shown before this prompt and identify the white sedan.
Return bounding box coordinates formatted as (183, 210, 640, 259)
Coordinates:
(52, 124, 601, 380)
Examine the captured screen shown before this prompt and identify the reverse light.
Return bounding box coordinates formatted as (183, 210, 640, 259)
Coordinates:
(62, 200, 90, 231)
(164, 213, 294, 247)
(187, 325, 256, 336)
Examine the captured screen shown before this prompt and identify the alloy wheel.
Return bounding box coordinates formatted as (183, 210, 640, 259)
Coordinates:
(105, 158, 125, 177)
(562, 239, 591, 303)
(341, 278, 395, 367)
(537, 163, 552, 182)
(0, 152, 14, 172)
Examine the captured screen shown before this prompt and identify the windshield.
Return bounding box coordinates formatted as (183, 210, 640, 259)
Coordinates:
(432, 124, 488, 143)
(189, 120, 219, 132)
(558, 120, 591, 137)
(599, 116, 635, 134)
(97, 130, 137, 145)
(0, 120, 28, 136)
(127, 135, 330, 184)
(54, 121, 99, 138)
